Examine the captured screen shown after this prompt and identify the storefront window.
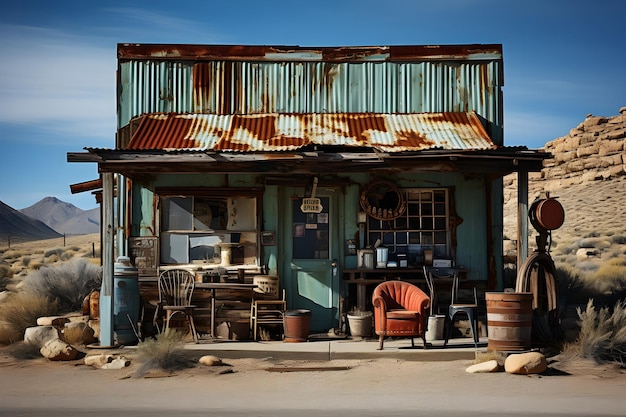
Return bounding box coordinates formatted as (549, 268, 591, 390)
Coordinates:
(367, 188, 451, 264)
(160, 194, 258, 266)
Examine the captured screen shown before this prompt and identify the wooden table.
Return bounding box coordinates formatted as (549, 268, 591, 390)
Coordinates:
(195, 282, 258, 338)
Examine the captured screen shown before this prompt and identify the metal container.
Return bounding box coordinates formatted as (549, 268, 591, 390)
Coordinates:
(375, 247, 389, 268)
(112, 256, 140, 345)
(486, 292, 533, 351)
(358, 249, 375, 269)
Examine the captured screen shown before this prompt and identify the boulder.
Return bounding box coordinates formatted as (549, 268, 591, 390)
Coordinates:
(37, 316, 70, 327)
(40, 338, 79, 361)
(101, 357, 131, 370)
(23, 326, 59, 348)
(62, 321, 95, 345)
(84, 353, 115, 367)
(504, 352, 547, 375)
(466, 360, 501, 373)
(199, 355, 223, 366)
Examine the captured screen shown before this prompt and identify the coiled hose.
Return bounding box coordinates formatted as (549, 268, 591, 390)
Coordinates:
(515, 250, 561, 347)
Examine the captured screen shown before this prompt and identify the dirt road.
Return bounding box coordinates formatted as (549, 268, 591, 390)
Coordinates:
(1, 347, 625, 417)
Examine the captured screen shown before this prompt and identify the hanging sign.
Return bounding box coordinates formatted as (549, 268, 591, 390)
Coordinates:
(301, 176, 323, 213)
(301, 198, 323, 213)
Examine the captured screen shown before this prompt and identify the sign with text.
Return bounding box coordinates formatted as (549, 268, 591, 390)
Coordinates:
(300, 197, 323, 213)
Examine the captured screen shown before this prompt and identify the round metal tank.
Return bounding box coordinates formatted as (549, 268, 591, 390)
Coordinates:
(113, 256, 140, 345)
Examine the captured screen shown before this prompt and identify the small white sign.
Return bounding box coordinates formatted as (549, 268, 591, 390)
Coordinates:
(301, 198, 323, 213)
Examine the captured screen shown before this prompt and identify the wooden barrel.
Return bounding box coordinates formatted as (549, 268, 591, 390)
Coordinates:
(486, 292, 533, 351)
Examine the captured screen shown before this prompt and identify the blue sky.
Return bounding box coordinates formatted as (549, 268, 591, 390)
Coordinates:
(0, 0, 624, 211)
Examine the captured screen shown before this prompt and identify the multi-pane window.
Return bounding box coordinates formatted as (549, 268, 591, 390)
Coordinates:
(367, 189, 450, 264)
(160, 195, 258, 265)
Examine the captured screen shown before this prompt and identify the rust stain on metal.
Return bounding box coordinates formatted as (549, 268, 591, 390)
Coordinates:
(118, 44, 502, 62)
(125, 112, 495, 152)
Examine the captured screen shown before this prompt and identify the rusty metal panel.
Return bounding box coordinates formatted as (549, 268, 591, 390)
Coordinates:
(117, 44, 504, 144)
(126, 112, 495, 152)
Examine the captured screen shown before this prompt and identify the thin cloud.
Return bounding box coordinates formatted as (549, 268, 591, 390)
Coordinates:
(0, 24, 115, 144)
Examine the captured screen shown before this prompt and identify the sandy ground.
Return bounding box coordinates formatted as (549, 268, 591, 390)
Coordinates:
(1, 343, 625, 416)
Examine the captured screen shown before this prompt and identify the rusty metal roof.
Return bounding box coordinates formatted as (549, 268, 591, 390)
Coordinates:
(126, 111, 496, 153)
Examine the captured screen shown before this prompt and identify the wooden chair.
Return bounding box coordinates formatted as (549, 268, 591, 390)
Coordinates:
(154, 269, 199, 343)
(251, 289, 286, 341)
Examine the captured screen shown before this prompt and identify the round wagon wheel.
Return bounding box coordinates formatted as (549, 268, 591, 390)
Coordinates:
(360, 179, 406, 221)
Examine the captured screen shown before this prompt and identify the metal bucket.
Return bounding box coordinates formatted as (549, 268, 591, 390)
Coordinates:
(486, 292, 533, 351)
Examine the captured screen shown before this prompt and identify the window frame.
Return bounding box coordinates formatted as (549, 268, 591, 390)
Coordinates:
(366, 187, 456, 264)
(156, 187, 263, 267)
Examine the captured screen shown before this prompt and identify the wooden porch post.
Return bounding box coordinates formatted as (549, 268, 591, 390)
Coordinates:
(517, 169, 529, 269)
(99, 172, 116, 346)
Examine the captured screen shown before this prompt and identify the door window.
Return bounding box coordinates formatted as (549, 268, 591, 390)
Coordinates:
(292, 197, 330, 260)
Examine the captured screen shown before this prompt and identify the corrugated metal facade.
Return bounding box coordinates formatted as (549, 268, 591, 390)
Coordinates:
(126, 111, 496, 152)
(117, 44, 503, 145)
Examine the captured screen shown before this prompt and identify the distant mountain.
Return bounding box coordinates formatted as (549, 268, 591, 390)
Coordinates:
(0, 200, 62, 243)
(19, 197, 100, 235)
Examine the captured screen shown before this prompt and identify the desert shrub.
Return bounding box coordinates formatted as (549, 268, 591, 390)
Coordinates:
(0, 264, 12, 279)
(44, 248, 64, 258)
(0, 292, 59, 343)
(1, 249, 29, 260)
(135, 330, 194, 375)
(60, 249, 76, 261)
(46, 254, 59, 263)
(576, 299, 626, 363)
(27, 260, 43, 271)
(21, 258, 102, 313)
(582, 231, 600, 239)
(592, 258, 626, 294)
(577, 261, 599, 274)
(82, 247, 101, 259)
(21, 256, 31, 267)
(610, 234, 626, 245)
(0, 324, 22, 346)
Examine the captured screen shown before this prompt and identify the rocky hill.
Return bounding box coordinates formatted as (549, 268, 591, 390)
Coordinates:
(503, 106, 626, 284)
(19, 197, 100, 236)
(0, 200, 62, 243)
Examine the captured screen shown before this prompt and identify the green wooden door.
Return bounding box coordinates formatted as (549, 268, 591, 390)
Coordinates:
(282, 190, 339, 332)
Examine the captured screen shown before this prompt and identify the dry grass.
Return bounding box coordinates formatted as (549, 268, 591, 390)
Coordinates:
(0, 234, 100, 279)
(0, 292, 59, 345)
(134, 330, 195, 376)
(575, 299, 626, 363)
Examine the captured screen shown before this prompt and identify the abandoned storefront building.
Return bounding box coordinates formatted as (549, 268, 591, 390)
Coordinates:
(68, 43, 550, 344)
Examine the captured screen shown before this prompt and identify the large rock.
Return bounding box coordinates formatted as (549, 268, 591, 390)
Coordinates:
(504, 352, 547, 375)
(84, 353, 115, 367)
(37, 316, 70, 327)
(101, 357, 131, 370)
(23, 326, 59, 348)
(466, 360, 501, 373)
(62, 321, 95, 345)
(40, 338, 79, 361)
(199, 355, 223, 366)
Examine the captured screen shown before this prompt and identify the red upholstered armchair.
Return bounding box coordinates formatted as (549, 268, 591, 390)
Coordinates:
(372, 281, 431, 350)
